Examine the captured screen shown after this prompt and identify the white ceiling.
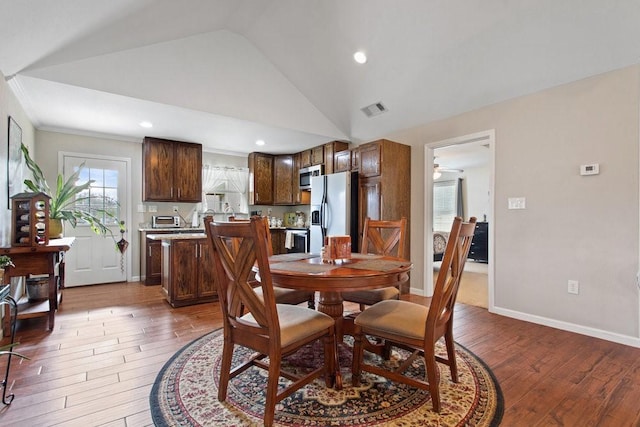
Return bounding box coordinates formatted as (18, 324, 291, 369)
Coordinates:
(2, 0, 640, 159)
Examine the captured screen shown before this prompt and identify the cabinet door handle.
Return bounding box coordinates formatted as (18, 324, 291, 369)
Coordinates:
(148, 247, 152, 257)
(170, 187, 174, 198)
(178, 188, 181, 198)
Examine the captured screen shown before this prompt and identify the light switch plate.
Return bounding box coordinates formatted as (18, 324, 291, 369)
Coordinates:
(137, 204, 146, 213)
(508, 197, 526, 209)
(148, 205, 158, 213)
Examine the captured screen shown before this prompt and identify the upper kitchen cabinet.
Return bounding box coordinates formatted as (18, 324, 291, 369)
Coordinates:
(300, 149, 312, 168)
(143, 137, 202, 202)
(249, 152, 274, 205)
(311, 145, 324, 165)
(274, 154, 295, 205)
(358, 139, 411, 258)
(323, 141, 350, 174)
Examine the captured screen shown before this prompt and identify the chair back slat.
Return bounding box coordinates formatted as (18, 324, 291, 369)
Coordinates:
(427, 217, 477, 336)
(361, 217, 407, 259)
(205, 216, 280, 336)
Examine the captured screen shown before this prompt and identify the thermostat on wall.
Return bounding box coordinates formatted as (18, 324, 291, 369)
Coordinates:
(580, 163, 599, 176)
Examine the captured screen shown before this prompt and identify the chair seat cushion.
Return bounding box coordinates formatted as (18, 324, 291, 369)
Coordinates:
(354, 300, 428, 340)
(242, 304, 334, 348)
(342, 287, 400, 306)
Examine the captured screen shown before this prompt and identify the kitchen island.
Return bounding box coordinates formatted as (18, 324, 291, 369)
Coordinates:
(147, 232, 216, 307)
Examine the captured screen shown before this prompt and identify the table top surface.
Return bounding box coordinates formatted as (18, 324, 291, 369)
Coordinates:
(1, 237, 76, 253)
(261, 252, 412, 292)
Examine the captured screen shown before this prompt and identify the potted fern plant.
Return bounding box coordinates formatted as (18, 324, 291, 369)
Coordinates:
(19, 144, 124, 249)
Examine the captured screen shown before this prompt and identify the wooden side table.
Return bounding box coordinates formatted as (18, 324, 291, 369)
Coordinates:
(1, 237, 75, 336)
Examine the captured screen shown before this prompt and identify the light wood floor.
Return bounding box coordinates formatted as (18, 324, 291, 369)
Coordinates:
(1, 282, 640, 426)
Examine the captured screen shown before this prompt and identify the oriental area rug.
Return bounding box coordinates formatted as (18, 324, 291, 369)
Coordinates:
(150, 329, 503, 426)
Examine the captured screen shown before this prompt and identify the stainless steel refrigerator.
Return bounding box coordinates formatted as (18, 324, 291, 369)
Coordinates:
(309, 171, 359, 254)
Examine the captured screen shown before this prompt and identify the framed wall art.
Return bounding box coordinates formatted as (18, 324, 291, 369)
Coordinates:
(7, 116, 25, 209)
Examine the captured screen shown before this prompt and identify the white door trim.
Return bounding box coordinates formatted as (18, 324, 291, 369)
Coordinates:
(424, 129, 496, 311)
(58, 151, 133, 283)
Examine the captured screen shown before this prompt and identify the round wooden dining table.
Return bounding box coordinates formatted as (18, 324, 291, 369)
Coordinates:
(265, 252, 411, 328)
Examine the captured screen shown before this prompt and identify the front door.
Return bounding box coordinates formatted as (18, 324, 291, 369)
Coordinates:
(62, 154, 129, 286)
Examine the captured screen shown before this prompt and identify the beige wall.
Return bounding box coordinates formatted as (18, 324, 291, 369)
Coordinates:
(388, 65, 640, 343)
(0, 73, 35, 247)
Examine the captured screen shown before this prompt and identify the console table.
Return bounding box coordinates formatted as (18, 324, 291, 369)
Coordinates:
(1, 237, 75, 336)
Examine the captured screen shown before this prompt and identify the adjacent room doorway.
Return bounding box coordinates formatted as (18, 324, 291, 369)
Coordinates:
(61, 153, 131, 287)
(424, 130, 495, 310)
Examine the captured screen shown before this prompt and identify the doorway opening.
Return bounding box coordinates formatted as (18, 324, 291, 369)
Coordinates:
(424, 130, 495, 310)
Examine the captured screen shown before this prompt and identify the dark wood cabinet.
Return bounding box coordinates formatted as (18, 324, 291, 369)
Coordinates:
(143, 137, 202, 202)
(334, 149, 352, 173)
(249, 152, 274, 205)
(311, 146, 324, 165)
(161, 238, 217, 307)
(468, 222, 489, 263)
(274, 154, 294, 205)
(359, 141, 382, 177)
(146, 237, 163, 285)
(270, 229, 286, 255)
(323, 141, 349, 174)
(358, 139, 411, 261)
(300, 149, 312, 168)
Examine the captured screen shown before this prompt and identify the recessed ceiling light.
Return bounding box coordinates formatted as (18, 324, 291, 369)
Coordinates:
(139, 121, 153, 128)
(353, 51, 367, 64)
(256, 139, 265, 146)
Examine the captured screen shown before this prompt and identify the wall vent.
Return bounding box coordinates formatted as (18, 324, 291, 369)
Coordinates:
(361, 102, 388, 117)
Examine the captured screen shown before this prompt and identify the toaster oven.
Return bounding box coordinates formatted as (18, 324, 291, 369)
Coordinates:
(152, 215, 181, 228)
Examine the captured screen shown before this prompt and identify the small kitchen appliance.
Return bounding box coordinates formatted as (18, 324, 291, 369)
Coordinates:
(152, 215, 181, 228)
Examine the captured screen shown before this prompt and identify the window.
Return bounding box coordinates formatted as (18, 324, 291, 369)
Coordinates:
(433, 180, 458, 231)
(75, 166, 120, 226)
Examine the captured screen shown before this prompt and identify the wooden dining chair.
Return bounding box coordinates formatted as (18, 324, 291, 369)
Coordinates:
(351, 216, 476, 413)
(342, 217, 407, 311)
(204, 216, 336, 427)
(229, 216, 316, 309)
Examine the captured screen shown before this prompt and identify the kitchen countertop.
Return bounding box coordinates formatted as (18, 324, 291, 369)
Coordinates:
(139, 227, 205, 232)
(147, 233, 206, 240)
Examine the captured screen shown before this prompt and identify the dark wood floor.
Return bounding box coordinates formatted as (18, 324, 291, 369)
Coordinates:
(1, 282, 640, 426)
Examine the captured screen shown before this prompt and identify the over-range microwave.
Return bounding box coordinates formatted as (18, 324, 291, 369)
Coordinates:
(299, 165, 323, 191)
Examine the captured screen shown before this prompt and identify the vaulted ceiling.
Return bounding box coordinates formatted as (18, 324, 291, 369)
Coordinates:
(1, 0, 639, 156)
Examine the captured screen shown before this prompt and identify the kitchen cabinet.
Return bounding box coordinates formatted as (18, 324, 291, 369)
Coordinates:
(358, 139, 411, 262)
(146, 237, 163, 285)
(323, 141, 349, 174)
(270, 229, 286, 255)
(300, 149, 312, 168)
(274, 154, 294, 205)
(248, 152, 274, 205)
(334, 149, 352, 173)
(161, 237, 217, 307)
(311, 146, 324, 165)
(143, 137, 202, 202)
(292, 152, 303, 204)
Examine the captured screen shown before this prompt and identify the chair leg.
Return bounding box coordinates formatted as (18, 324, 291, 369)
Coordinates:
(264, 354, 281, 427)
(444, 326, 458, 382)
(351, 327, 363, 387)
(308, 293, 316, 309)
(218, 338, 234, 401)
(424, 346, 441, 412)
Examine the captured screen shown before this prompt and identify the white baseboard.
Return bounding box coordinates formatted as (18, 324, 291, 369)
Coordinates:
(491, 306, 640, 348)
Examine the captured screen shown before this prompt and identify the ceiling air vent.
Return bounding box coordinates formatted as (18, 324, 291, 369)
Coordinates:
(361, 102, 388, 118)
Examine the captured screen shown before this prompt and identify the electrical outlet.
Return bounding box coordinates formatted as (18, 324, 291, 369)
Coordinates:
(148, 205, 158, 213)
(568, 280, 579, 295)
(137, 204, 146, 213)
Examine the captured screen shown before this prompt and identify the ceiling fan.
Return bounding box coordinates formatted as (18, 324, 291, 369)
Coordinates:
(433, 159, 463, 179)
